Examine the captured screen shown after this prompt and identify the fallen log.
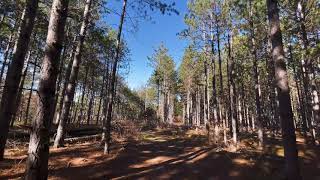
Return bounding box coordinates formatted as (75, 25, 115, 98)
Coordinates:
(63, 134, 101, 144)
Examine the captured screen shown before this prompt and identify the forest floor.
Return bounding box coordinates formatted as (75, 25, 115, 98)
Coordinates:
(1, 125, 320, 180)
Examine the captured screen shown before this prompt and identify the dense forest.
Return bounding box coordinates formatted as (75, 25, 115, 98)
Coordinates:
(0, 0, 319, 179)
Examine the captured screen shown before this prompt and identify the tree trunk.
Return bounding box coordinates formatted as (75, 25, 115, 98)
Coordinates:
(296, 0, 318, 143)
(0, 0, 38, 160)
(266, 35, 279, 132)
(186, 88, 190, 125)
(157, 79, 161, 121)
(101, 62, 110, 143)
(86, 91, 94, 125)
(288, 42, 308, 139)
(168, 90, 174, 124)
(196, 87, 200, 126)
(25, 0, 69, 178)
(227, 30, 237, 146)
(216, 17, 226, 145)
(53, 31, 70, 125)
(11, 50, 32, 126)
(202, 27, 209, 126)
(237, 92, 243, 131)
(204, 58, 209, 126)
(54, 0, 92, 148)
(267, 0, 301, 179)
(71, 98, 79, 124)
(87, 75, 95, 125)
(25, 56, 39, 124)
(210, 21, 219, 142)
(0, 12, 21, 74)
(0, 33, 14, 87)
(54, 35, 76, 124)
(96, 67, 108, 125)
(249, 0, 263, 148)
(78, 67, 89, 125)
(190, 95, 194, 125)
(104, 0, 127, 154)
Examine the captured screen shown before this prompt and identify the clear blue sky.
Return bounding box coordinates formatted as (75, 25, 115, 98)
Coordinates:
(106, 0, 188, 90)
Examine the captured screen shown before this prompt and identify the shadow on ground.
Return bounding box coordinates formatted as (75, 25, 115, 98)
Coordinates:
(1, 127, 319, 180)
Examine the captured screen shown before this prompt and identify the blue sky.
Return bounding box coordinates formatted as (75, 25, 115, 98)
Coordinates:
(106, 0, 189, 90)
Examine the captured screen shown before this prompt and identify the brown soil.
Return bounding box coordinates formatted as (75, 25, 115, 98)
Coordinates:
(1, 126, 319, 180)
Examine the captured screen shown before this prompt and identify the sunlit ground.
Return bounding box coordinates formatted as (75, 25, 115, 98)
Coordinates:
(1, 126, 319, 180)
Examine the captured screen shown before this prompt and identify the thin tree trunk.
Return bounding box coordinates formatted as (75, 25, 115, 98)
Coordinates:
(266, 35, 279, 132)
(157, 79, 161, 121)
(72, 98, 79, 124)
(96, 67, 107, 125)
(216, 17, 226, 145)
(168, 90, 174, 124)
(288, 42, 308, 139)
(87, 75, 94, 125)
(228, 29, 237, 146)
(237, 92, 243, 131)
(25, 56, 39, 124)
(0, 33, 14, 87)
(54, 35, 76, 124)
(54, 0, 92, 148)
(296, 0, 318, 143)
(249, 0, 263, 148)
(101, 61, 110, 143)
(87, 92, 94, 125)
(186, 89, 190, 125)
(11, 50, 32, 126)
(0, 0, 38, 160)
(267, 0, 301, 179)
(104, 0, 127, 154)
(53, 31, 70, 125)
(204, 58, 209, 126)
(210, 20, 219, 142)
(78, 67, 89, 125)
(196, 87, 200, 126)
(202, 25, 209, 126)
(245, 102, 250, 131)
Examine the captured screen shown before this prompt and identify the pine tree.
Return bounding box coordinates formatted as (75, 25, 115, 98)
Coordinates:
(266, 0, 301, 179)
(25, 0, 69, 178)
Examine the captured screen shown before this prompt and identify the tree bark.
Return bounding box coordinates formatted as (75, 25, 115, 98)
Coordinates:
(87, 75, 95, 125)
(186, 88, 190, 125)
(54, 0, 92, 148)
(54, 35, 76, 124)
(25, 0, 69, 178)
(101, 62, 110, 143)
(296, 0, 318, 143)
(210, 19, 219, 142)
(227, 30, 237, 146)
(25, 55, 39, 124)
(204, 57, 209, 126)
(288, 42, 308, 139)
(0, 0, 38, 160)
(11, 50, 32, 125)
(104, 0, 127, 154)
(267, 0, 301, 179)
(78, 67, 89, 125)
(96, 65, 108, 125)
(215, 16, 226, 145)
(0, 32, 14, 87)
(249, 0, 263, 148)
(53, 30, 71, 125)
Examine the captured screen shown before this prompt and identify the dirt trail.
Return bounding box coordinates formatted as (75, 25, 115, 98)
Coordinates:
(1, 126, 319, 180)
